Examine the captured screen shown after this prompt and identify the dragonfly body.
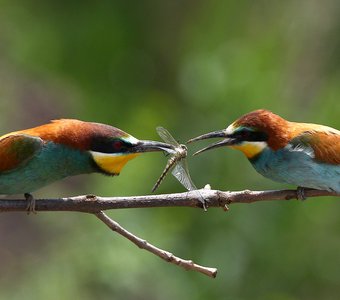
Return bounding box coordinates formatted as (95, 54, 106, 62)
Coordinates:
(152, 144, 187, 192)
(152, 127, 207, 210)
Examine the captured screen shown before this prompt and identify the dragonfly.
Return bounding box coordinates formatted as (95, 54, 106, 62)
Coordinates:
(152, 126, 207, 210)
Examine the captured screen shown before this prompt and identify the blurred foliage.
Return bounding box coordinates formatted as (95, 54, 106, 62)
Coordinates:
(0, 0, 340, 299)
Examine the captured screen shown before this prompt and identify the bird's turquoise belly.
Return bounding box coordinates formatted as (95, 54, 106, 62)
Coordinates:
(0, 143, 93, 195)
(250, 147, 340, 192)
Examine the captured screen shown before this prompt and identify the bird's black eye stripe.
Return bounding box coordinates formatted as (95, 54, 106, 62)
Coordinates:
(252, 131, 268, 141)
(91, 137, 132, 153)
(234, 129, 268, 142)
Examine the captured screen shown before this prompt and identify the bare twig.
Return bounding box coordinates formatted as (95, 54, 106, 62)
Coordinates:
(95, 211, 217, 278)
(0, 188, 337, 213)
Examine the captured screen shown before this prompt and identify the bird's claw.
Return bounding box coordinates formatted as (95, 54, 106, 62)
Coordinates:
(296, 187, 307, 201)
(198, 184, 212, 211)
(202, 200, 208, 212)
(25, 193, 37, 214)
(199, 193, 210, 212)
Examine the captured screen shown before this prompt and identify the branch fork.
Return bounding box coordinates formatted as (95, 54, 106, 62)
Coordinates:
(1, 188, 338, 278)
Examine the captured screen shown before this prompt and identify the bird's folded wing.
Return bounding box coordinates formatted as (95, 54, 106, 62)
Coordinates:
(0, 134, 43, 172)
(290, 130, 340, 165)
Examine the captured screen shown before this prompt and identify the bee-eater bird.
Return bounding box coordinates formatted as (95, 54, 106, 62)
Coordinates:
(189, 109, 340, 195)
(0, 119, 174, 212)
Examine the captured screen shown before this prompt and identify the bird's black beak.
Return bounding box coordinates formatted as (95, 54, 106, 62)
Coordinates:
(188, 130, 236, 155)
(133, 140, 175, 153)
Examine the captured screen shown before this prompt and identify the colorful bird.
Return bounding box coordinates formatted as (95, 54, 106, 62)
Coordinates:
(0, 119, 174, 212)
(189, 109, 340, 195)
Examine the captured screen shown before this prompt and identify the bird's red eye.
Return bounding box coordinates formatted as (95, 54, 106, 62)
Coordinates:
(113, 141, 123, 150)
(238, 130, 251, 140)
(241, 131, 249, 138)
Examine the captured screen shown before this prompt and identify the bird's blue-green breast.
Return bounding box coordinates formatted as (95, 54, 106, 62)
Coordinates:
(0, 142, 94, 194)
(250, 146, 340, 193)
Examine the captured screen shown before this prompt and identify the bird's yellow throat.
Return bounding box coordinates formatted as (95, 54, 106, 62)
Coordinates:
(91, 152, 140, 175)
(231, 142, 267, 158)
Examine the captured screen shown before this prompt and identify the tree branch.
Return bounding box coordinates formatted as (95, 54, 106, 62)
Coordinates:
(0, 188, 337, 212)
(1, 188, 337, 278)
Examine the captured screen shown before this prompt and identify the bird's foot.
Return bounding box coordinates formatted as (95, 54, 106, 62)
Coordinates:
(194, 191, 209, 211)
(25, 193, 37, 214)
(296, 187, 307, 201)
(201, 199, 208, 212)
(200, 184, 212, 212)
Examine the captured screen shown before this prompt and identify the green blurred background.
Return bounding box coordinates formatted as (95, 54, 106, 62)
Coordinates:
(0, 1, 339, 299)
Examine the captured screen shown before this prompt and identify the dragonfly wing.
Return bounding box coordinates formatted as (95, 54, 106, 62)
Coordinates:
(171, 158, 207, 210)
(156, 127, 180, 147)
(171, 160, 197, 191)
